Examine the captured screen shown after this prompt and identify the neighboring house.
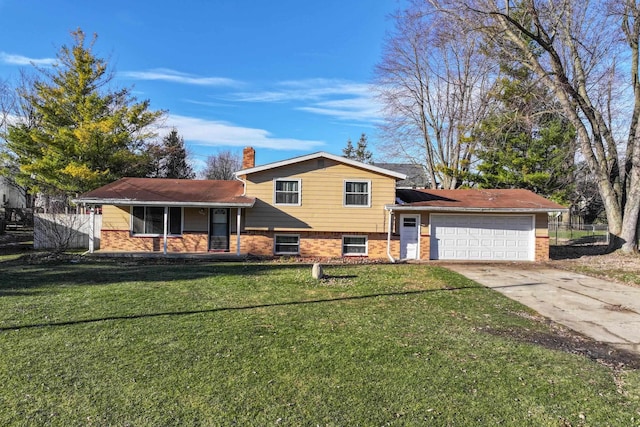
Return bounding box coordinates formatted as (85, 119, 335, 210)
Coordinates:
(0, 176, 28, 209)
(75, 147, 567, 261)
(372, 163, 430, 188)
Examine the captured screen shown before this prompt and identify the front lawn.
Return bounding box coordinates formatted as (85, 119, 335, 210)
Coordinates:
(0, 259, 638, 425)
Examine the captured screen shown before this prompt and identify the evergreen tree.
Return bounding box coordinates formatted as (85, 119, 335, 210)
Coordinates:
(354, 133, 373, 164)
(342, 138, 355, 159)
(343, 133, 372, 163)
(473, 66, 575, 202)
(4, 29, 164, 199)
(150, 129, 194, 179)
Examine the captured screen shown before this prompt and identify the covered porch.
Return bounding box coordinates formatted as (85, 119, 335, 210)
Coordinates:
(74, 178, 256, 256)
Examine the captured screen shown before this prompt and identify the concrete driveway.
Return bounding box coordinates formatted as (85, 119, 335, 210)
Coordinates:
(445, 264, 640, 355)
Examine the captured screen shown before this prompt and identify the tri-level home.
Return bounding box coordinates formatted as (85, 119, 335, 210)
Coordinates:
(75, 147, 567, 261)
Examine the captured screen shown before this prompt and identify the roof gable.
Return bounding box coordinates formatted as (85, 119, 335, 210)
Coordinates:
(235, 152, 407, 180)
(74, 177, 255, 207)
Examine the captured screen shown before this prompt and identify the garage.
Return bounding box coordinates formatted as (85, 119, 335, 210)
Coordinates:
(430, 214, 535, 261)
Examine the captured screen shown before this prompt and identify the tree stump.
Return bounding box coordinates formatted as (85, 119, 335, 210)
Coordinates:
(312, 263, 324, 280)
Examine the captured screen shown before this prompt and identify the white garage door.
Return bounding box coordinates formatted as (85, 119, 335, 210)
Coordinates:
(430, 214, 534, 261)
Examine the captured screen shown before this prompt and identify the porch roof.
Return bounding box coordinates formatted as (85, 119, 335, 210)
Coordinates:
(74, 177, 255, 208)
(386, 188, 568, 213)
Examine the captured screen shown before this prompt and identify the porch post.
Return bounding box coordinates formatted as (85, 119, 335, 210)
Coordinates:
(163, 206, 168, 255)
(88, 206, 95, 254)
(386, 209, 396, 263)
(236, 208, 242, 256)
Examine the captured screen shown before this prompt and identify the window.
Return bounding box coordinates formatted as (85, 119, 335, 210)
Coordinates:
(342, 236, 367, 256)
(274, 179, 301, 205)
(403, 217, 417, 228)
(131, 206, 182, 235)
(274, 235, 300, 255)
(344, 180, 370, 207)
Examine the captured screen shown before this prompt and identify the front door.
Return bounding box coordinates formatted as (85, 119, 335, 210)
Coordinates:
(209, 208, 230, 251)
(400, 214, 420, 260)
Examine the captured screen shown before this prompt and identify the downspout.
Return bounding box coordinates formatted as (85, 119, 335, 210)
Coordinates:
(235, 173, 247, 256)
(387, 208, 396, 263)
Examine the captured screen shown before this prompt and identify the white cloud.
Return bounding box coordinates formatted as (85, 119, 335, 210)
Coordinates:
(121, 68, 241, 87)
(0, 52, 55, 66)
(233, 78, 370, 102)
(167, 114, 324, 151)
(299, 97, 383, 122)
(232, 78, 383, 122)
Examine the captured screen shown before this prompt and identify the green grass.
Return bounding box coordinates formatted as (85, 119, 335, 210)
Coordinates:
(0, 259, 638, 426)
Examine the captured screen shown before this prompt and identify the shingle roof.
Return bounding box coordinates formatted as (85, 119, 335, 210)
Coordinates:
(392, 188, 567, 212)
(75, 177, 255, 207)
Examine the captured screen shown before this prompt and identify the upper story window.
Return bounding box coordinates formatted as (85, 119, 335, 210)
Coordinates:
(131, 206, 182, 235)
(274, 179, 301, 205)
(344, 180, 371, 207)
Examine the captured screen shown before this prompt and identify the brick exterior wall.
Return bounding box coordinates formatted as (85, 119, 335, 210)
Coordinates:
(239, 231, 398, 259)
(101, 221, 550, 261)
(535, 236, 550, 261)
(101, 230, 209, 252)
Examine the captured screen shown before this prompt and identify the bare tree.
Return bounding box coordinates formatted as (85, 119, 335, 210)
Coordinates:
(0, 79, 14, 135)
(201, 150, 242, 180)
(375, 3, 496, 189)
(430, 0, 640, 251)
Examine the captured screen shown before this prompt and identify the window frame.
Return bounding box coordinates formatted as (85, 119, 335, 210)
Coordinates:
(130, 206, 183, 236)
(343, 179, 371, 207)
(274, 234, 300, 255)
(273, 178, 302, 206)
(342, 235, 368, 256)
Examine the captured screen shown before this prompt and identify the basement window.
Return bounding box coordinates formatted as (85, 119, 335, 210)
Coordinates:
(274, 234, 300, 255)
(342, 235, 368, 256)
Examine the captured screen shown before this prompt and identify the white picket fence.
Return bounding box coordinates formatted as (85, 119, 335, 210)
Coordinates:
(34, 213, 102, 250)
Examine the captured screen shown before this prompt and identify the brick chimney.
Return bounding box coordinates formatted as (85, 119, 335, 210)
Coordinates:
(242, 147, 255, 169)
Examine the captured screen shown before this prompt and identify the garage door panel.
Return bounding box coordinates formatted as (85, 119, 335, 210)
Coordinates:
(431, 214, 534, 261)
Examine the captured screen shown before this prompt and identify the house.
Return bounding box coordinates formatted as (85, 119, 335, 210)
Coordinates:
(75, 147, 567, 261)
(372, 162, 430, 188)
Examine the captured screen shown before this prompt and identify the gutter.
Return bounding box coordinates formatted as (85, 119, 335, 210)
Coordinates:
(384, 205, 569, 214)
(72, 198, 255, 208)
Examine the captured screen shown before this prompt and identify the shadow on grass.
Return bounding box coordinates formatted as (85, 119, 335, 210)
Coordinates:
(0, 286, 479, 331)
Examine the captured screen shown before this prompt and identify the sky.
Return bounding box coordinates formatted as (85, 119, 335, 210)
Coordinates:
(0, 0, 404, 173)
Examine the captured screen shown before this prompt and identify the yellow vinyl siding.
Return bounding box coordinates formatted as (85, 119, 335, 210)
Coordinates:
(102, 205, 130, 230)
(535, 212, 549, 237)
(184, 208, 208, 232)
(243, 159, 396, 232)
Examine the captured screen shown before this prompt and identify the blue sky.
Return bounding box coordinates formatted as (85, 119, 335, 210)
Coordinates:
(0, 0, 403, 172)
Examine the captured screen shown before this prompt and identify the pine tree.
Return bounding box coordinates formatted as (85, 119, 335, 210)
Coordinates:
(343, 133, 372, 163)
(342, 138, 355, 159)
(4, 29, 164, 198)
(473, 66, 575, 202)
(150, 129, 194, 179)
(354, 133, 373, 164)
